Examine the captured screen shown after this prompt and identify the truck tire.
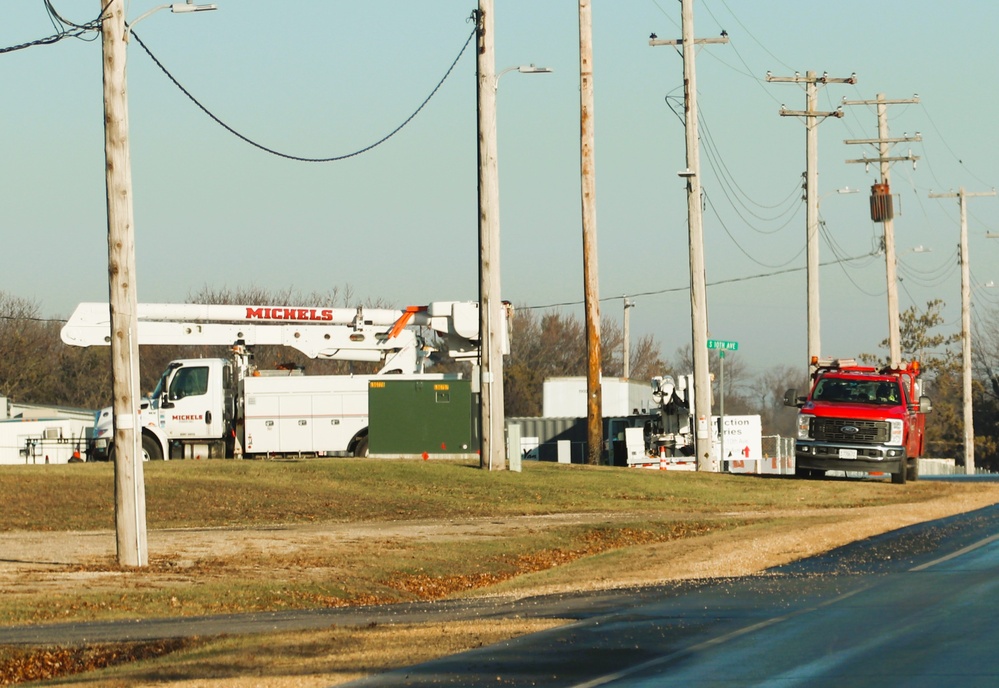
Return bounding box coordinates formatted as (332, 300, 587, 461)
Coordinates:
(108, 435, 164, 463)
(353, 436, 369, 458)
(906, 458, 920, 482)
(142, 434, 164, 461)
(891, 461, 907, 485)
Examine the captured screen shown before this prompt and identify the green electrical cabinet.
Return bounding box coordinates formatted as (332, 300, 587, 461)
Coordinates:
(367, 377, 478, 457)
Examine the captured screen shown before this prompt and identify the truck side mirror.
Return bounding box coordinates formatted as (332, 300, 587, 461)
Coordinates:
(783, 388, 799, 407)
(919, 395, 932, 414)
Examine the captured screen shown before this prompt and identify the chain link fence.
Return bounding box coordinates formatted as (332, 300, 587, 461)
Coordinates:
(760, 435, 795, 475)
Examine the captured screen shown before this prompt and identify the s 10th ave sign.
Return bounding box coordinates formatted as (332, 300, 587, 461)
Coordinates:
(707, 339, 738, 352)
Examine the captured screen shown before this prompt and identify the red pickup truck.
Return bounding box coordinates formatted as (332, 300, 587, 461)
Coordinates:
(784, 358, 932, 484)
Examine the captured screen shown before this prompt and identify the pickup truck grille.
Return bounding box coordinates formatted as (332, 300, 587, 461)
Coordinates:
(812, 418, 889, 444)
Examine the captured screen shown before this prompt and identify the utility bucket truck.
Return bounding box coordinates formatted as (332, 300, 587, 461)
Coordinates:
(61, 301, 504, 461)
(624, 373, 698, 469)
(784, 357, 931, 484)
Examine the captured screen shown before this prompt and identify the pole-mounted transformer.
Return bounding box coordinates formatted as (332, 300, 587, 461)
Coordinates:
(870, 182, 893, 222)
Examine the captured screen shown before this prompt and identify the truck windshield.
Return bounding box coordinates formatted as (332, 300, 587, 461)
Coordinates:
(151, 372, 167, 401)
(813, 378, 901, 405)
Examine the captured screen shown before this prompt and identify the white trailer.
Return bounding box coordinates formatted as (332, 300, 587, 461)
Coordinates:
(542, 377, 656, 418)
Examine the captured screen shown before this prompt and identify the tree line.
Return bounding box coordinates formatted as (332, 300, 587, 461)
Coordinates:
(2, 289, 997, 470)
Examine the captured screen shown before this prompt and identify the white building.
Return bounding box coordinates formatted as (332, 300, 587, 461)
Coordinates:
(0, 396, 95, 465)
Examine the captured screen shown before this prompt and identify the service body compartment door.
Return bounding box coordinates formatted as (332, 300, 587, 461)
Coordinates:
(244, 375, 371, 454)
(279, 394, 313, 452)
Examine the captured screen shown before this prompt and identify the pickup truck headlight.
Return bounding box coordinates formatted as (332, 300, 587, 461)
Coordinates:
(797, 413, 813, 440)
(887, 419, 904, 445)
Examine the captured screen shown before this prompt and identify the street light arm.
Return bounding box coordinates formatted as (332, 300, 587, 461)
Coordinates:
(126, 1, 217, 38)
(494, 64, 553, 90)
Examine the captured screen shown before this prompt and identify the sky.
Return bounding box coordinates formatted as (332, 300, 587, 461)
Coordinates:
(3, 1, 998, 374)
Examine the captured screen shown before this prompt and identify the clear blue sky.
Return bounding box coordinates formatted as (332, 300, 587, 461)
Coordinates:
(3, 1, 997, 371)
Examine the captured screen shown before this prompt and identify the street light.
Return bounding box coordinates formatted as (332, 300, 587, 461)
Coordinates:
(127, 1, 217, 35)
(475, 5, 552, 473)
(496, 64, 554, 83)
(818, 186, 860, 207)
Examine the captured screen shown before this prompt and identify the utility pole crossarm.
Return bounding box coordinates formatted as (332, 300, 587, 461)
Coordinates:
(842, 95, 919, 106)
(766, 72, 857, 85)
(649, 36, 729, 47)
(929, 190, 997, 200)
(846, 155, 921, 165)
(779, 107, 844, 119)
(845, 135, 922, 145)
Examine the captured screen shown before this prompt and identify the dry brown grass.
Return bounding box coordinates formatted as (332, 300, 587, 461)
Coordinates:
(3, 460, 999, 686)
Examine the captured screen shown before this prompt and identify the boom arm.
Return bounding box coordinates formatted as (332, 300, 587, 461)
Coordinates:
(60, 300, 506, 373)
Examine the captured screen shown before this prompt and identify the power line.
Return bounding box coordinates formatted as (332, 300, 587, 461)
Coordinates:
(524, 252, 877, 310)
(703, 189, 804, 268)
(0, 3, 105, 53)
(129, 23, 476, 163)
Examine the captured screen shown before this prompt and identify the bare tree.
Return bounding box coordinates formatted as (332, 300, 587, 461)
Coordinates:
(749, 364, 808, 437)
(503, 308, 669, 417)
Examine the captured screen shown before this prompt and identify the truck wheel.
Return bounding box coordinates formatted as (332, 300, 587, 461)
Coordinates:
(906, 458, 919, 482)
(891, 461, 907, 485)
(142, 434, 164, 461)
(353, 436, 369, 458)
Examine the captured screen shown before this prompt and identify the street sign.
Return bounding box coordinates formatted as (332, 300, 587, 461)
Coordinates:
(706, 339, 739, 351)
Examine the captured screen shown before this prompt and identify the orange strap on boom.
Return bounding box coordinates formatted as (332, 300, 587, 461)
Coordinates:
(387, 306, 427, 340)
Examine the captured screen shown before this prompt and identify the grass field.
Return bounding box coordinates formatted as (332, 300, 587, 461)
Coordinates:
(2, 459, 996, 686)
(0, 458, 935, 532)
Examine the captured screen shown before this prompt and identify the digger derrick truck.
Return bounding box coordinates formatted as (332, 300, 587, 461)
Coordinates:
(784, 358, 932, 484)
(61, 300, 504, 461)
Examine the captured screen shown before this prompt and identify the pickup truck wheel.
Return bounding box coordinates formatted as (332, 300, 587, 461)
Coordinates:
(891, 461, 907, 485)
(906, 458, 919, 482)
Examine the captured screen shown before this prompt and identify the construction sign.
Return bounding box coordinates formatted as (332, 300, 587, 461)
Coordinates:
(711, 415, 764, 474)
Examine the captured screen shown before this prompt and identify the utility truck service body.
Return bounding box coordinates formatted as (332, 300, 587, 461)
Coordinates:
(785, 358, 931, 484)
(62, 300, 503, 460)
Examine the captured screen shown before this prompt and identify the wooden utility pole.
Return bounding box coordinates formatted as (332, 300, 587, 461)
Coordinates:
(766, 71, 855, 367)
(650, 0, 726, 471)
(100, 0, 147, 566)
(475, 2, 505, 470)
(623, 297, 635, 379)
(929, 188, 995, 474)
(844, 94, 920, 369)
(579, 0, 603, 464)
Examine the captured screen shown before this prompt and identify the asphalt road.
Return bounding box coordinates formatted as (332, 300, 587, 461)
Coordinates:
(3, 494, 999, 687)
(340, 501, 999, 687)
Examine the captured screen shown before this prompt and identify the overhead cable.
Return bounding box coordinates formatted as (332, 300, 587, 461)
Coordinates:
(129, 23, 476, 162)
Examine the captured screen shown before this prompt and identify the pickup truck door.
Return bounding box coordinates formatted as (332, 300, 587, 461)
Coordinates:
(900, 373, 925, 456)
(159, 362, 226, 440)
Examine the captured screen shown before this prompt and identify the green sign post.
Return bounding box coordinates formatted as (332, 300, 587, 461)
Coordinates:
(707, 339, 738, 469)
